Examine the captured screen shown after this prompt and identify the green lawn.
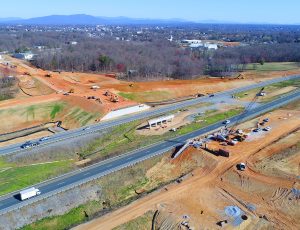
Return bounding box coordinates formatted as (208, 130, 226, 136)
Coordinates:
(118, 91, 171, 102)
(0, 160, 74, 196)
(245, 62, 300, 72)
(234, 78, 300, 100)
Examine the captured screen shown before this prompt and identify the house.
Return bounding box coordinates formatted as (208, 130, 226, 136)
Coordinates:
(13, 52, 35, 60)
(204, 43, 218, 50)
(34, 45, 46, 50)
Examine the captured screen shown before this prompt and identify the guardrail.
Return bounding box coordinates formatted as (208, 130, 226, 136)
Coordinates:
(0, 90, 299, 216)
(1, 74, 300, 156)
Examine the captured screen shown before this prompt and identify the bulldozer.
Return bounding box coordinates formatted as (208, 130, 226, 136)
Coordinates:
(110, 95, 119, 103)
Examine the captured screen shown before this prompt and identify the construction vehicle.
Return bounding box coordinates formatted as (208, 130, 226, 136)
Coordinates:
(236, 73, 245, 80)
(69, 88, 75, 94)
(44, 73, 52, 78)
(218, 149, 230, 157)
(96, 98, 102, 104)
(237, 163, 246, 171)
(104, 91, 111, 96)
(110, 95, 119, 103)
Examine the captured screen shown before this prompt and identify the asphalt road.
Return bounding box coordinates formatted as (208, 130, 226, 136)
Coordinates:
(0, 89, 300, 215)
(0, 74, 300, 156)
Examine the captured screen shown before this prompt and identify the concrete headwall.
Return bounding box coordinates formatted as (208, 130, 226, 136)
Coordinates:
(101, 104, 151, 121)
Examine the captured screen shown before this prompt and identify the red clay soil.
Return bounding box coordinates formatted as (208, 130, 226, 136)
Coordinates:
(74, 109, 300, 230)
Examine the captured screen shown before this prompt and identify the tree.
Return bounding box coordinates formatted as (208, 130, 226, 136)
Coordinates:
(98, 55, 113, 71)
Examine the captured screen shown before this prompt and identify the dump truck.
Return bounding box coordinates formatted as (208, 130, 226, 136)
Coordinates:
(218, 149, 230, 157)
(20, 187, 41, 200)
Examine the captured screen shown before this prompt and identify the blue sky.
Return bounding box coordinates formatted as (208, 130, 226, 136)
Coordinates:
(1, 0, 300, 24)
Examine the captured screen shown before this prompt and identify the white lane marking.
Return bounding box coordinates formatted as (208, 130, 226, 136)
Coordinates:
(127, 156, 133, 160)
(83, 172, 90, 176)
(57, 182, 65, 186)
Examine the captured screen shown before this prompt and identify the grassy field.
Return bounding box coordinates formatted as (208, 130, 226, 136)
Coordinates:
(0, 101, 101, 132)
(118, 91, 172, 102)
(0, 159, 74, 196)
(245, 62, 300, 72)
(177, 108, 243, 135)
(234, 78, 300, 101)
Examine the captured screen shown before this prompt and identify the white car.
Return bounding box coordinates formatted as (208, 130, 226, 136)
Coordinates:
(263, 126, 271, 131)
(40, 136, 50, 142)
(223, 120, 231, 125)
(83, 127, 91, 131)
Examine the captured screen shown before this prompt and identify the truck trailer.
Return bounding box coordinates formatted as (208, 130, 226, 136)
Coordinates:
(19, 187, 41, 200)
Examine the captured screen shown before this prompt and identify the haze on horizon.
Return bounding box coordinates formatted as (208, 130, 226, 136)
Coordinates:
(1, 0, 300, 25)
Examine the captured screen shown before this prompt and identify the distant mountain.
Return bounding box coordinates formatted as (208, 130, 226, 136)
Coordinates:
(2, 14, 193, 25)
(0, 17, 22, 22)
(0, 14, 280, 26)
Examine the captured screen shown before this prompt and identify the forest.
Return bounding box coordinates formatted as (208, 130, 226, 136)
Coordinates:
(1, 24, 300, 80)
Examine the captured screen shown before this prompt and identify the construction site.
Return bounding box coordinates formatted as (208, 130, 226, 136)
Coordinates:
(1, 54, 300, 230)
(76, 97, 300, 230)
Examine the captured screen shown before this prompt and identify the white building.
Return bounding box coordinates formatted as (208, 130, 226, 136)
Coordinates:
(182, 40, 218, 50)
(204, 43, 218, 50)
(13, 52, 35, 60)
(0, 54, 2, 60)
(182, 39, 202, 45)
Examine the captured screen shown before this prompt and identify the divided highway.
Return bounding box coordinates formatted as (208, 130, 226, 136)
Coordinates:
(0, 74, 300, 156)
(0, 89, 300, 215)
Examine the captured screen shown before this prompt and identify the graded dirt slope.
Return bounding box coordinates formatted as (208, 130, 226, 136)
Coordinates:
(2, 55, 300, 135)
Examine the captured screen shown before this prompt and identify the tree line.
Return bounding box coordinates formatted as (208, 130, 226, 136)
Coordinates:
(1, 28, 300, 80)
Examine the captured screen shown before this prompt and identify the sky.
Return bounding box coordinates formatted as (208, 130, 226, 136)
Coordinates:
(1, 0, 300, 24)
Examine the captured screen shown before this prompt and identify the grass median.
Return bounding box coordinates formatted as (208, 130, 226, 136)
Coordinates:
(0, 159, 74, 196)
(234, 78, 300, 102)
(79, 107, 243, 160)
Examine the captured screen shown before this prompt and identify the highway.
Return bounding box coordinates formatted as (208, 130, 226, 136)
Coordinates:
(0, 89, 300, 215)
(0, 74, 300, 156)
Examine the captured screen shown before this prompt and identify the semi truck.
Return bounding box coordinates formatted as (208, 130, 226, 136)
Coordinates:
(19, 187, 41, 200)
